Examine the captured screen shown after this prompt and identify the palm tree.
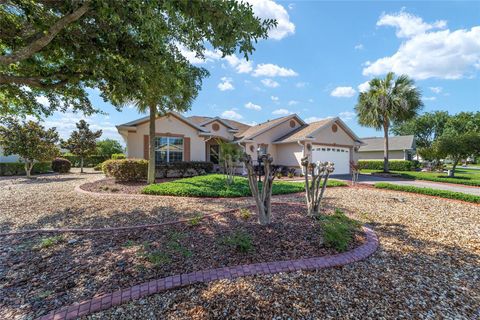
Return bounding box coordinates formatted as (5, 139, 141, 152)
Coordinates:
(355, 72, 423, 172)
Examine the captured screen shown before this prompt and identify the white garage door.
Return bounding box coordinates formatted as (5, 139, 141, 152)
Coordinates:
(311, 145, 350, 175)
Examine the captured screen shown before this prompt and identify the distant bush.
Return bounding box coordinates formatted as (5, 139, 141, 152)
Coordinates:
(103, 159, 148, 181)
(51, 157, 71, 173)
(319, 209, 361, 252)
(358, 160, 418, 171)
(0, 162, 51, 176)
(62, 154, 110, 167)
(111, 153, 126, 160)
(155, 161, 213, 178)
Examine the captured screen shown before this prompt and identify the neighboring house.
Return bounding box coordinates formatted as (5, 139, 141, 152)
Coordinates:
(116, 112, 363, 175)
(0, 147, 20, 163)
(357, 135, 416, 161)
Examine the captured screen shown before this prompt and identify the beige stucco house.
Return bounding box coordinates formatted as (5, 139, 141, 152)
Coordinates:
(357, 135, 416, 161)
(117, 112, 363, 175)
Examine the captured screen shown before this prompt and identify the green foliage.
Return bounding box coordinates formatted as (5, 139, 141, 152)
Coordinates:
(391, 111, 449, 149)
(103, 159, 148, 182)
(62, 154, 109, 167)
(357, 160, 418, 171)
(187, 214, 203, 227)
(111, 153, 126, 160)
(143, 251, 171, 267)
(142, 174, 346, 197)
(0, 162, 51, 176)
(96, 139, 124, 158)
(61, 120, 102, 171)
(1, 1, 274, 118)
(155, 161, 214, 178)
(319, 209, 361, 252)
(355, 72, 423, 172)
(396, 170, 480, 187)
(51, 157, 71, 173)
(239, 208, 252, 221)
(0, 119, 59, 176)
(38, 236, 64, 249)
(374, 183, 480, 203)
(93, 163, 103, 171)
(221, 230, 254, 253)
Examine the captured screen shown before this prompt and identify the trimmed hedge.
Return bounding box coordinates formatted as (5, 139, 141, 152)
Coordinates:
(155, 161, 214, 178)
(111, 153, 126, 160)
(51, 157, 71, 173)
(358, 160, 419, 171)
(62, 154, 110, 167)
(0, 162, 52, 176)
(374, 183, 480, 204)
(103, 159, 148, 181)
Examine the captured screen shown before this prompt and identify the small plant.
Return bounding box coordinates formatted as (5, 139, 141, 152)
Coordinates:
(144, 251, 171, 266)
(123, 240, 136, 247)
(187, 214, 203, 227)
(276, 171, 283, 179)
(167, 240, 192, 257)
(38, 235, 64, 249)
(239, 208, 252, 221)
(287, 172, 294, 178)
(222, 230, 254, 253)
(319, 209, 360, 252)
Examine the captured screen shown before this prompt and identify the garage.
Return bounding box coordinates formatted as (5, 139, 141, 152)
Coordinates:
(311, 145, 351, 175)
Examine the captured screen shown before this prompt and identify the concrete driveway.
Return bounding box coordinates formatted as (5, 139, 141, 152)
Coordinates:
(332, 174, 480, 196)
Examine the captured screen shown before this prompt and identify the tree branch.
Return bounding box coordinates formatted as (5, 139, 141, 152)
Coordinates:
(0, 1, 91, 65)
(0, 74, 72, 89)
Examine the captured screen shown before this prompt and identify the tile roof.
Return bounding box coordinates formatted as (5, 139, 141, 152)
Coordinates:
(187, 116, 251, 136)
(274, 118, 333, 143)
(358, 135, 415, 152)
(237, 115, 300, 140)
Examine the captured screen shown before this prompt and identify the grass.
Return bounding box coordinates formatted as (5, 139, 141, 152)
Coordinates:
(142, 174, 346, 198)
(374, 183, 480, 204)
(38, 235, 64, 249)
(318, 209, 361, 252)
(221, 230, 254, 253)
(361, 168, 480, 187)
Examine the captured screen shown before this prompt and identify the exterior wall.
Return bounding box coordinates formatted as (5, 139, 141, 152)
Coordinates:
(124, 115, 206, 161)
(357, 150, 407, 160)
(310, 123, 356, 147)
(250, 118, 301, 163)
(202, 121, 235, 141)
(275, 143, 304, 167)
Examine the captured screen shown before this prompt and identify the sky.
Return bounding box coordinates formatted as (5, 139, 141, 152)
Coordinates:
(40, 0, 480, 143)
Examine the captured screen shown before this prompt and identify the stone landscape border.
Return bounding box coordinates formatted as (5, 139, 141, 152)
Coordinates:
(35, 226, 378, 320)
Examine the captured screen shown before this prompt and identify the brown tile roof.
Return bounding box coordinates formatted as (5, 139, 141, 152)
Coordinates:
(236, 115, 300, 140)
(274, 118, 333, 143)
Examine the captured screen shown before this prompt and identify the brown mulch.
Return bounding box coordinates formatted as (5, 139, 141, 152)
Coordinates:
(80, 178, 175, 194)
(0, 203, 364, 319)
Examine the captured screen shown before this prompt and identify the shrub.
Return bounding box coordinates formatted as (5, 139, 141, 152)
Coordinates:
(0, 162, 51, 176)
(358, 160, 417, 171)
(155, 161, 214, 178)
(221, 230, 254, 253)
(62, 154, 110, 167)
(38, 235, 64, 249)
(111, 153, 126, 160)
(103, 159, 148, 181)
(51, 157, 71, 173)
(239, 208, 252, 221)
(374, 183, 480, 203)
(93, 163, 103, 171)
(319, 209, 361, 252)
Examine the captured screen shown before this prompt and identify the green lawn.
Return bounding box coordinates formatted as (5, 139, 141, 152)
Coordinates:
(361, 168, 480, 187)
(142, 174, 346, 197)
(374, 183, 480, 204)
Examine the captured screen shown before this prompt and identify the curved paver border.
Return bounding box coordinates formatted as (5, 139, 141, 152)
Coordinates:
(35, 224, 378, 320)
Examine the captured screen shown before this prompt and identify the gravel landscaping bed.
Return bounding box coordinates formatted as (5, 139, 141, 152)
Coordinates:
(80, 177, 176, 194)
(0, 203, 364, 319)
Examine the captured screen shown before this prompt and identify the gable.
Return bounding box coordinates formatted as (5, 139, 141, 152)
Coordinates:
(310, 120, 356, 146)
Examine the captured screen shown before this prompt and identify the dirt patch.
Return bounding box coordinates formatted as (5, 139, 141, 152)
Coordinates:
(0, 203, 364, 319)
(80, 178, 176, 194)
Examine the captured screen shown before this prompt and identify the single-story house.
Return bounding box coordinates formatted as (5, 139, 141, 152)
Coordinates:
(357, 135, 416, 161)
(116, 112, 363, 175)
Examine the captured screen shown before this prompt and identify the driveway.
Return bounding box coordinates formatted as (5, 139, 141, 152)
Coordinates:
(332, 174, 480, 196)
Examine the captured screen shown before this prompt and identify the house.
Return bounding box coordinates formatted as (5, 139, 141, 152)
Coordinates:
(116, 112, 363, 175)
(357, 135, 416, 161)
(0, 147, 20, 163)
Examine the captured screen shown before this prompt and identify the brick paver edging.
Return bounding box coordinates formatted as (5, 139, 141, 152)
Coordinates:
(35, 224, 378, 320)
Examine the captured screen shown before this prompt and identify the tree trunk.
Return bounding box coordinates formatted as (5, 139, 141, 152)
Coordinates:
(25, 162, 33, 178)
(449, 159, 459, 177)
(383, 120, 390, 173)
(147, 104, 156, 184)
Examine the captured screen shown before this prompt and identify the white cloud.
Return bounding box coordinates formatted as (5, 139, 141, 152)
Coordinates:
(429, 86, 442, 94)
(363, 11, 480, 80)
(224, 55, 254, 74)
(423, 96, 437, 101)
(305, 116, 333, 123)
(339, 111, 355, 121)
(177, 44, 222, 64)
(253, 63, 298, 77)
(377, 10, 446, 38)
(358, 81, 370, 93)
(288, 3, 295, 10)
(221, 109, 243, 120)
(354, 44, 364, 50)
(218, 77, 234, 91)
(35, 96, 49, 106)
(295, 81, 307, 88)
(248, 0, 295, 40)
(330, 86, 356, 98)
(271, 95, 279, 101)
(272, 108, 292, 115)
(261, 78, 280, 88)
(308, 98, 314, 103)
(288, 100, 299, 106)
(245, 102, 262, 111)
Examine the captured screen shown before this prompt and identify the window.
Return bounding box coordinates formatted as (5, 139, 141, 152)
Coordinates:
(257, 144, 268, 156)
(155, 136, 183, 164)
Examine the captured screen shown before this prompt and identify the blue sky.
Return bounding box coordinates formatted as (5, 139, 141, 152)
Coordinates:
(41, 1, 480, 143)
